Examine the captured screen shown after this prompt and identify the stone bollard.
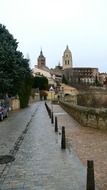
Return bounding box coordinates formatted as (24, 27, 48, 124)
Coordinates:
(45, 102, 47, 110)
(55, 116, 58, 132)
(51, 112, 54, 124)
(49, 109, 51, 118)
(61, 126, 66, 149)
(86, 160, 95, 190)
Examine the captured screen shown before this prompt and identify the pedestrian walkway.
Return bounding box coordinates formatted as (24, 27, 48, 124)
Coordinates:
(0, 101, 86, 190)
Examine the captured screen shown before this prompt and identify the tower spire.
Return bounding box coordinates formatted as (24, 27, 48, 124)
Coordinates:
(66, 45, 69, 49)
(37, 48, 46, 68)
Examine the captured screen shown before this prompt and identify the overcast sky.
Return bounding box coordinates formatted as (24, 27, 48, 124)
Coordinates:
(0, 0, 107, 72)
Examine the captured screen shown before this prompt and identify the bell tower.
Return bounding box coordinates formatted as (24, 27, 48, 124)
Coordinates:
(37, 49, 46, 68)
(62, 45, 73, 70)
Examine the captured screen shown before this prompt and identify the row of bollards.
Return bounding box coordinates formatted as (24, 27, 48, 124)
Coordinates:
(45, 102, 95, 190)
(45, 102, 66, 149)
(45, 102, 51, 118)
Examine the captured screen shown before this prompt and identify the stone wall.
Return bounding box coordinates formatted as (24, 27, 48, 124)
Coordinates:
(77, 92, 107, 108)
(64, 95, 77, 104)
(60, 101, 107, 129)
(10, 93, 40, 110)
(10, 98, 20, 110)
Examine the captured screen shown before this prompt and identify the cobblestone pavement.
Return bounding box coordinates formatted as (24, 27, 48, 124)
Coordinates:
(0, 102, 39, 156)
(52, 103, 107, 190)
(0, 101, 87, 190)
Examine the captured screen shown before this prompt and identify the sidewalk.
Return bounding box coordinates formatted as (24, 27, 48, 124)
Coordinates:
(0, 101, 86, 190)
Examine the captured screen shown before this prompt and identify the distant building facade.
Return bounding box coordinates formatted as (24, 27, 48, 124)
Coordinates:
(63, 45, 99, 85)
(99, 73, 107, 85)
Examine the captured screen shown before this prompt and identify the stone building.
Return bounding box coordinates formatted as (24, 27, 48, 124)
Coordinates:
(63, 45, 99, 85)
(64, 66, 99, 85)
(99, 72, 107, 85)
(50, 63, 63, 84)
(32, 50, 56, 86)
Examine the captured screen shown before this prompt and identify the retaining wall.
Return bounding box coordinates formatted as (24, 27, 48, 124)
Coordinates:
(60, 101, 107, 129)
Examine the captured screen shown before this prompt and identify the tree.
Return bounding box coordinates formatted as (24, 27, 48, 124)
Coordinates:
(32, 76, 48, 90)
(0, 24, 32, 107)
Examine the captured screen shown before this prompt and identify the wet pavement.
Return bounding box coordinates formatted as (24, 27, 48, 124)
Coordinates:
(0, 101, 87, 190)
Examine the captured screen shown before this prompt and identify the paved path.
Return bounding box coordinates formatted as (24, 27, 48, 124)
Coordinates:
(0, 102, 86, 190)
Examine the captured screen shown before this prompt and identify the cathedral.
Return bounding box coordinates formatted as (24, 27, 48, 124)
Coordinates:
(62, 45, 99, 84)
(32, 46, 99, 86)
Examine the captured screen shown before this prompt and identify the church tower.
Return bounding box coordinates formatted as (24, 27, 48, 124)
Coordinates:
(37, 50, 46, 68)
(62, 45, 73, 70)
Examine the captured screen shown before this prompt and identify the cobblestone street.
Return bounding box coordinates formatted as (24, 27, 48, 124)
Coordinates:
(0, 102, 87, 190)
